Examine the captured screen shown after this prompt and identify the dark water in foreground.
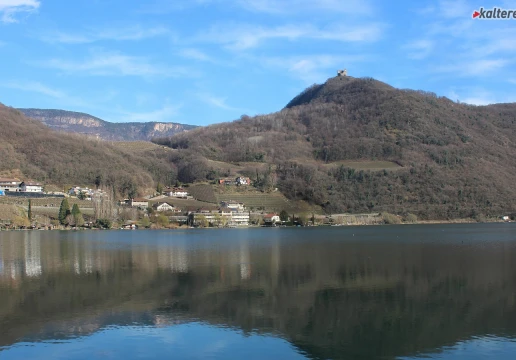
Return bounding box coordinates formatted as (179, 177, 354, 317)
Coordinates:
(1, 224, 516, 359)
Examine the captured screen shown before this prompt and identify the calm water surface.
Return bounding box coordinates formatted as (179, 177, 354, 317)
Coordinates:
(1, 224, 516, 359)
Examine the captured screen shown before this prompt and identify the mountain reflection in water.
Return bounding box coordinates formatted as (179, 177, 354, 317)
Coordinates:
(1, 225, 516, 359)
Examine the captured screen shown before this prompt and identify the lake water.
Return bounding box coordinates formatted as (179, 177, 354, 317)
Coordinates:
(1, 224, 516, 359)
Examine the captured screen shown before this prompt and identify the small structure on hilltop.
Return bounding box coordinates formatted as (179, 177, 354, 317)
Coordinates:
(337, 69, 348, 77)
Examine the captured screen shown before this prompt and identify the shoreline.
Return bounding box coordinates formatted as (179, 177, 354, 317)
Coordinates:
(1, 219, 512, 231)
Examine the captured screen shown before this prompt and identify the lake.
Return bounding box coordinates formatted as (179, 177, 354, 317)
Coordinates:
(1, 224, 516, 359)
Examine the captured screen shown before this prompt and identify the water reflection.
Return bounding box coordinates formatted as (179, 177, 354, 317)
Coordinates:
(0, 225, 516, 359)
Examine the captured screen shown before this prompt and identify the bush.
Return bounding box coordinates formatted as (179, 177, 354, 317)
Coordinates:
(382, 212, 401, 224)
(96, 218, 112, 229)
(404, 213, 418, 223)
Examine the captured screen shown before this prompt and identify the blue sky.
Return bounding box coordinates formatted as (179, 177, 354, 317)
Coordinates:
(0, 0, 515, 126)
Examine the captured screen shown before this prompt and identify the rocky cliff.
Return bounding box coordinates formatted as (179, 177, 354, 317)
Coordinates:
(18, 108, 197, 141)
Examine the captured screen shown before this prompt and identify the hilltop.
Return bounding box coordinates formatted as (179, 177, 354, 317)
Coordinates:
(18, 108, 197, 141)
(154, 75, 516, 219)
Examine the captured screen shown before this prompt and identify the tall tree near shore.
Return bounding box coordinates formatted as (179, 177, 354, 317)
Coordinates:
(71, 203, 84, 227)
(58, 198, 71, 225)
(27, 199, 32, 222)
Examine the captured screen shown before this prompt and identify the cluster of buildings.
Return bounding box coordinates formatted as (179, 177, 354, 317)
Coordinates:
(165, 187, 189, 198)
(218, 176, 251, 186)
(0, 178, 44, 195)
(189, 201, 249, 227)
(68, 186, 95, 200)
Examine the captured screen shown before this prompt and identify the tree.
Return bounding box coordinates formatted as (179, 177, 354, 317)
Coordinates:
(279, 210, 289, 222)
(58, 199, 71, 225)
(156, 182, 163, 194)
(78, 191, 86, 200)
(156, 214, 169, 228)
(95, 174, 103, 189)
(27, 199, 32, 222)
(71, 203, 84, 227)
(140, 217, 151, 228)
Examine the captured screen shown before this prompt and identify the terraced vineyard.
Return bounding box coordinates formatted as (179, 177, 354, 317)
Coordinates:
(215, 192, 295, 212)
(151, 197, 218, 210)
(187, 184, 217, 203)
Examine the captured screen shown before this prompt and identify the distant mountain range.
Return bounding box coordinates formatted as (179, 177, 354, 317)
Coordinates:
(17, 108, 197, 141)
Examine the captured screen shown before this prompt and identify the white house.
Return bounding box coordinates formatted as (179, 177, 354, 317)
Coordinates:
(263, 213, 280, 225)
(20, 181, 43, 193)
(236, 176, 251, 186)
(130, 198, 149, 208)
(153, 202, 181, 212)
(220, 201, 246, 212)
(0, 178, 21, 192)
(168, 188, 189, 198)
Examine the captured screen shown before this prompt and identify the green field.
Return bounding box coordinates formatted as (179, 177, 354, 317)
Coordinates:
(215, 192, 296, 212)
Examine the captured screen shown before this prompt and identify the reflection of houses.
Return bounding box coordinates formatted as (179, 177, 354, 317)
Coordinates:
(130, 198, 149, 209)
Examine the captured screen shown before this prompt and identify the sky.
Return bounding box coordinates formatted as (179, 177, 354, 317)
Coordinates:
(0, 0, 515, 126)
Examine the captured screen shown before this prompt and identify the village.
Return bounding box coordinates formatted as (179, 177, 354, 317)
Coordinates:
(0, 176, 317, 230)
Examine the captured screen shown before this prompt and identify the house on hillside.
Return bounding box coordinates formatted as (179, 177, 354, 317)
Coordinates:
(168, 188, 188, 198)
(130, 198, 149, 209)
(153, 202, 181, 212)
(263, 213, 280, 225)
(236, 176, 251, 186)
(0, 178, 21, 192)
(219, 178, 236, 185)
(220, 201, 246, 212)
(20, 181, 43, 193)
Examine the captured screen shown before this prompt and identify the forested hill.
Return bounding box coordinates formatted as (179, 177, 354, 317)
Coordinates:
(0, 104, 176, 194)
(154, 76, 516, 219)
(18, 108, 197, 141)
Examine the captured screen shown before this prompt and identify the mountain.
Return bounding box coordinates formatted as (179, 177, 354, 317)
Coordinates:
(0, 104, 177, 194)
(17, 108, 197, 141)
(153, 75, 516, 219)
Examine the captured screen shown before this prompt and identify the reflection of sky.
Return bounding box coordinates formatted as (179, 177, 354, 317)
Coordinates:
(0, 323, 307, 360)
(398, 336, 516, 360)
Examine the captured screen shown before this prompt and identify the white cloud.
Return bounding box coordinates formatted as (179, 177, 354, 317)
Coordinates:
(200, 23, 384, 50)
(448, 88, 516, 105)
(178, 48, 212, 62)
(262, 54, 367, 83)
(198, 92, 246, 112)
(404, 39, 434, 59)
(39, 26, 170, 44)
(0, 0, 39, 23)
(236, 0, 373, 15)
(437, 0, 470, 18)
(1, 81, 66, 98)
(36, 50, 197, 78)
(436, 59, 511, 76)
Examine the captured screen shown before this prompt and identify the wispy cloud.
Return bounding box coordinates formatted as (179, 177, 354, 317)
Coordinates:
(38, 26, 170, 44)
(262, 54, 367, 83)
(1, 80, 65, 98)
(200, 23, 385, 50)
(35, 50, 198, 78)
(236, 0, 373, 15)
(198, 92, 246, 112)
(448, 87, 516, 106)
(403, 39, 434, 60)
(0, 0, 40, 23)
(178, 48, 212, 62)
(435, 59, 511, 76)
